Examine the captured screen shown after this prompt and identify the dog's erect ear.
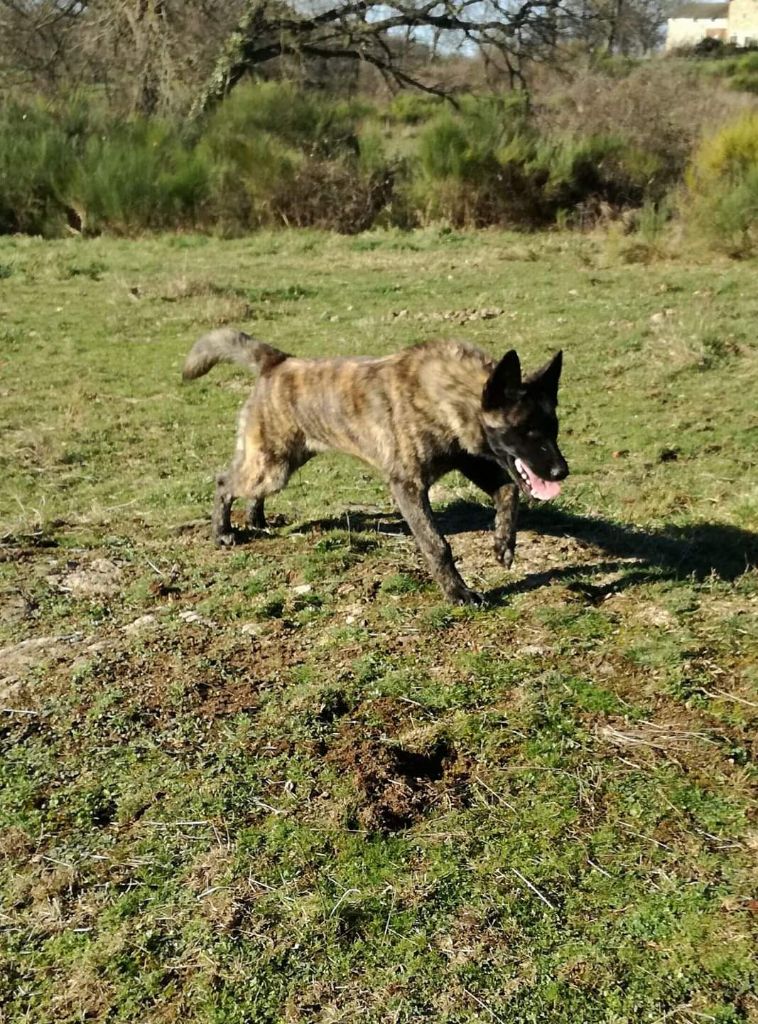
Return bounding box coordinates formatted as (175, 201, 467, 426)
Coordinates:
(529, 350, 563, 404)
(483, 349, 522, 409)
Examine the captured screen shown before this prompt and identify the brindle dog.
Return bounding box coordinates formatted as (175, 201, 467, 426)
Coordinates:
(183, 330, 569, 605)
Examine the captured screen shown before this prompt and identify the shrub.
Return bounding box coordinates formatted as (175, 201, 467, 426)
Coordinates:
(412, 94, 536, 226)
(536, 63, 751, 193)
(270, 160, 395, 233)
(0, 103, 73, 234)
(688, 112, 758, 185)
(198, 81, 384, 231)
(66, 121, 210, 234)
(413, 100, 662, 229)
(202, 81, 365, 160)
(2, 72, 749, 238)
(729, 53, 758, 94)
(682, 113, 758, 254)
(387, 92, 444, 125)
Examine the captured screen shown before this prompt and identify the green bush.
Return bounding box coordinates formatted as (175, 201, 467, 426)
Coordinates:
(387, 92, 444, 124)
(198, 81, 382, 231)
(0, 103, 73, 234)
(0, 80, 748, 238)
(202, 81, 366, 160)
(703, 167, 758, 249)
(683, 113, 758, 254)
(413, 95, 663, 228)
(67, 121, 210, 234)
(412, 94, 535, 226)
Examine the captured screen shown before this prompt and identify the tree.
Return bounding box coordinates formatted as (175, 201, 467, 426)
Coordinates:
(0, 1, 83, 89)
(190, 0, 586, 117)
(0, 0, 246, 113)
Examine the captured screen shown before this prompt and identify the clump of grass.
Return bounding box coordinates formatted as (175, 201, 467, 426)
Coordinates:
(386, 91, 445, 124)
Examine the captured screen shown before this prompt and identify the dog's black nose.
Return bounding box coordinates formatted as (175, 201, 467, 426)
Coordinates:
(550, 461, 569, 481)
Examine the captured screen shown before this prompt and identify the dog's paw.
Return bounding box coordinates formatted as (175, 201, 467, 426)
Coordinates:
(214, 532, 237, 548)
(495, 544, 515, 569)
(448, 585, 488, 608)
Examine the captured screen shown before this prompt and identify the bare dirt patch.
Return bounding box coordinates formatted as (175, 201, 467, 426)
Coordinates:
(46, 557, 123, 599)
(329, 729, 461, 832)
(0, 634, 86, 685)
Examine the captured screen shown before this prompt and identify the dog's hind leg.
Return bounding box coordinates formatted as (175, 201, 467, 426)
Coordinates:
(454, 455, 519, 569)
(213, 470, 236, 547)
(213, 447, 295, 546)
(391, 479, 482, 606)
(247, 498, 267, 531)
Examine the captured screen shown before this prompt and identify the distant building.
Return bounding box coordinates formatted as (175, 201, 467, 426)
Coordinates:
(665, 0, 758, 50)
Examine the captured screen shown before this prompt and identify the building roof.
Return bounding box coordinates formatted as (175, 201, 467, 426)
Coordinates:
(669, 2, 728, 18)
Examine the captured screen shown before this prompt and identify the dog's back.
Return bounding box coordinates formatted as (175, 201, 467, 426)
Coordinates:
(247, 339, 494, 475)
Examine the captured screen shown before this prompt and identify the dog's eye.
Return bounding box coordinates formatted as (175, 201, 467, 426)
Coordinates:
(527, 430, 541, 440)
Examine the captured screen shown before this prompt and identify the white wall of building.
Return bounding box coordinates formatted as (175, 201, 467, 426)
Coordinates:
(665, 15, 728, 48)
(728, 0, 758, 43)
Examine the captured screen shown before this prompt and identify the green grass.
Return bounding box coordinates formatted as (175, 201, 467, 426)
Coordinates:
(0, 229, 756, 1023)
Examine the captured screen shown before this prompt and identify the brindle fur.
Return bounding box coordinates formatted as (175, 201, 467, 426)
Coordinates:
(183, 329, 568, 605)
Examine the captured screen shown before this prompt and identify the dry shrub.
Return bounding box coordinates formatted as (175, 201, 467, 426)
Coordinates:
(536, 63, 757, 188)
(270, 161, 396, 233)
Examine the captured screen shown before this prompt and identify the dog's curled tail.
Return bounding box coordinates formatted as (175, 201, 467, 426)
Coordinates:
(182, 329, 289, 381)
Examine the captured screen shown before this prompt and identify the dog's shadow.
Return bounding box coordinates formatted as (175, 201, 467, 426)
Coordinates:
(294, 501, 757, 603)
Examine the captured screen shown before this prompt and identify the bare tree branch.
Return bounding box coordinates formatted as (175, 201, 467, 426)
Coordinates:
(189, 0, 584, 117)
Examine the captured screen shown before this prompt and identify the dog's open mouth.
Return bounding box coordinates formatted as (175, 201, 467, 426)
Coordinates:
(514, 457, 561, 501)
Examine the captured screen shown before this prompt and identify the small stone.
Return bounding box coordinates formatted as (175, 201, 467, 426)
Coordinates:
(178, 609, 210, 626)
(124, 614, 157, 636)
(521, 644, 549, 656)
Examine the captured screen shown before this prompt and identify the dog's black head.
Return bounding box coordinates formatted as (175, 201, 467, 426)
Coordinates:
(481, 349, 569, 500)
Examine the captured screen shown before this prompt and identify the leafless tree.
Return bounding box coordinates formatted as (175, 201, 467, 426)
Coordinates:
(1, 0, 640, 115)
(574, 0, 666, 55)
(0, 0, 246, 113)
(189, 0, 587, 116)
(0, 1, 83, 89)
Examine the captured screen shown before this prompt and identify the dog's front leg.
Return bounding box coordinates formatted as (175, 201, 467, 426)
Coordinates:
(493, 483, 519, 569)
(452, 454, 519, 570)
(390, 480, 483, 606)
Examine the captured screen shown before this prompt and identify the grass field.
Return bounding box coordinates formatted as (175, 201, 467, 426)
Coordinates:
(1, 229, 756, 1024)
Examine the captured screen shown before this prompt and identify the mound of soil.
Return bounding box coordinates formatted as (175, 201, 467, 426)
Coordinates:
(330, 733, 461, 832)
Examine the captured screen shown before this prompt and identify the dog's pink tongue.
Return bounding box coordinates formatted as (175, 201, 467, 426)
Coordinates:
(519, 460, 561, 501)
